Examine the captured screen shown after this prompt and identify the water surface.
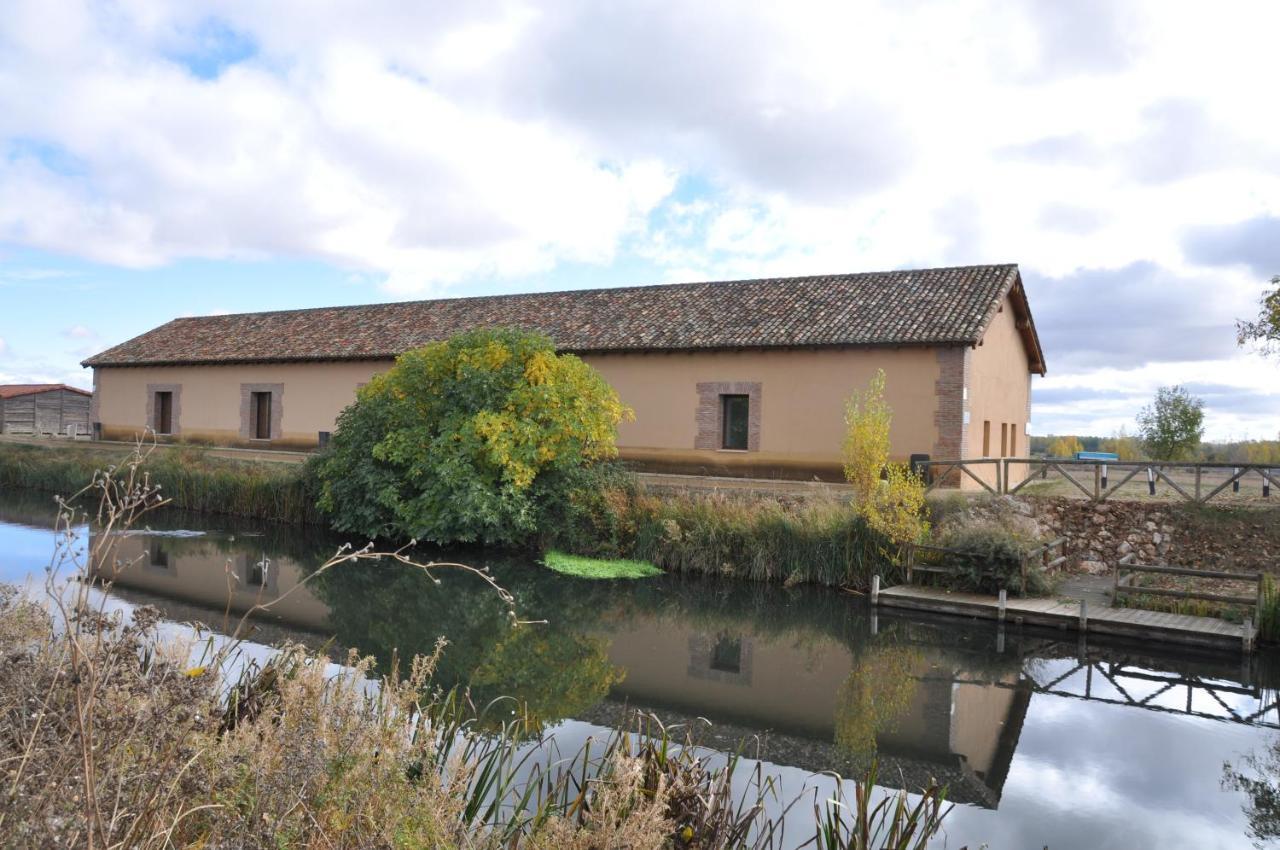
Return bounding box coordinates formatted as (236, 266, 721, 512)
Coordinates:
(1, 487, 1276, 849)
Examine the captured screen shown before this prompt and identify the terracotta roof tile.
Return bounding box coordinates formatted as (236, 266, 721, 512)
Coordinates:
(83, 264, 1043, 369)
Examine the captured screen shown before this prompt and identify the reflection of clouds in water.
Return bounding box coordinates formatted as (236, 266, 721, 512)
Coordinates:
(117, 529, 207, 538)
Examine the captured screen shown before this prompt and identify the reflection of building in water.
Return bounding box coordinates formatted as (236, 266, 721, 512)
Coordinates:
(90, 531, 331, 634)
(592, 614, 1029, 808)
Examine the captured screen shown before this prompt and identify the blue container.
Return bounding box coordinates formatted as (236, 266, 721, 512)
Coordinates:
(1075, 451, 1119, 461)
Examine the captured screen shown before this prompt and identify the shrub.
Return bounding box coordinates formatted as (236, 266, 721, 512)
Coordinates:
(933, 523, 1050, 596)
(314, 328, 632, 545)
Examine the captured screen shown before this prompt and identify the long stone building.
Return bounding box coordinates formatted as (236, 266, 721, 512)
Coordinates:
(83, 264, 1045, 480)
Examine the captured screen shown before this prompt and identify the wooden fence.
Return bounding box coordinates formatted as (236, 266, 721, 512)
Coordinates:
(1113, 554, 1264, 650)
(917, 457, 1280, 504)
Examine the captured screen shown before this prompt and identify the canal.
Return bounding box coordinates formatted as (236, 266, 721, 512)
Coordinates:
(1, 486, 1276, 848)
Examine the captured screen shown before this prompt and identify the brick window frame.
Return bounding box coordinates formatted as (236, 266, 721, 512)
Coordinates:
(239, 383, 284, 441)
(695, 381, 762, 452)
(145, 383, 182, 436)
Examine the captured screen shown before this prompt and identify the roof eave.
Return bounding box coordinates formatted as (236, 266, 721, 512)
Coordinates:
(83, 338, 983, 369)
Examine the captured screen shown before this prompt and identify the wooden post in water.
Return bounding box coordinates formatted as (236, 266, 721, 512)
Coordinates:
(998, 589, 1007, 623)
(1079, 599, 1088, 632)
(1244, 617, 1254, 653)
(871, 575, 880, 606)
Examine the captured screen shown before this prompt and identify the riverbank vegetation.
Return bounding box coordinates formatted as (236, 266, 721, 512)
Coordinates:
(0, 441, 319, 523)
(552, 485, 891, 588)
(0, 445, 951, 848)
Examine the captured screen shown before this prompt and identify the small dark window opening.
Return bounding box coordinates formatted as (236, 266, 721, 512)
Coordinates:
(721, 394, 749, 450)
(247, 559, 265, 587)
(154, 391, 173, 435)
(710, 634, 742, 674)
(251, 392, 272, 440)
(150, 544, 169, 569)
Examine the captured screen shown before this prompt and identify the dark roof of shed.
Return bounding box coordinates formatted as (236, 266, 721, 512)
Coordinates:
(83, 264, 1046, 373)
(0, 383, 92, 399)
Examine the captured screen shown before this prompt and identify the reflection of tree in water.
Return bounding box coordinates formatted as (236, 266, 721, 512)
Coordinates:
(833, 643, 922, 762)
(1225, 737, 1280, 848)
(309, 554, 625, 732)
(471, 625, 624, 733)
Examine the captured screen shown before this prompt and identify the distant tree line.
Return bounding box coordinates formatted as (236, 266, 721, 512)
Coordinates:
(1030, 432, 1280, 463)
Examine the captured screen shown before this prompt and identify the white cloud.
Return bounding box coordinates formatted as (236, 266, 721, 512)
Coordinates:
(0, 0, 1278, 433)
(62, 324, 94, 339)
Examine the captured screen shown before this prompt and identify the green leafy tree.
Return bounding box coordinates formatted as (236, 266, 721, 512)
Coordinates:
(1238, 275, 1280, 356)
(1137, 385, 1205, 461)
(314, 328, 632, 545)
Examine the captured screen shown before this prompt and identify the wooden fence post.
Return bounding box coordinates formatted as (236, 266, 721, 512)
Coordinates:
(1093, 463, 1102, 501)
(1195, 466, 1203, 502)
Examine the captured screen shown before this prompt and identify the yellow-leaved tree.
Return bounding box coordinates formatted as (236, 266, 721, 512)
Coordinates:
(842, 370, 929, 554)
(1045, 435, 1084, 458)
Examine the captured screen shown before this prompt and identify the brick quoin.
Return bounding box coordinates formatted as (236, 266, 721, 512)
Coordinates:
(932, 347, 970, 484)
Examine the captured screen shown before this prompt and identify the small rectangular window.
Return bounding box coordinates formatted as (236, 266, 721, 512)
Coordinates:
(982, 421, 991, 457)
(1010, 424, 1018, 457)
(251, 392, 272, 440)
(721, 394, 749, 450)
(154, 391, 173, 435)
(710, 635, 742, 674)
(150, 544, 169, 569)
(1001, 423, 1009, 457)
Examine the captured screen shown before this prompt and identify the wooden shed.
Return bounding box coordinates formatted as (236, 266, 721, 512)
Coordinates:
(0, 384, 93, 437)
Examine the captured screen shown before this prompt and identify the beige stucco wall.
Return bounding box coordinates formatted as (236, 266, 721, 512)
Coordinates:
(587, 347, 941, 478)
(95, 361, 392, 450)
(963, 294, 1034, 488)
(93, 346, 945, 478)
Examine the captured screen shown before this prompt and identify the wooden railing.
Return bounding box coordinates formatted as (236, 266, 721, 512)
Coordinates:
(905, 536, 1069, 596)
(915, 457, 1280, 504)
(1114, 554, 1264, 649)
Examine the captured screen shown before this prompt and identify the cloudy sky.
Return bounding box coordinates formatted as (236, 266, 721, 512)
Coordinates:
(1, 0, 1277, 440)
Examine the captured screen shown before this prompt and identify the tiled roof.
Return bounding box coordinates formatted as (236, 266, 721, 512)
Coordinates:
(83, 264, 1045, 372)
(0, 383, 92, 399)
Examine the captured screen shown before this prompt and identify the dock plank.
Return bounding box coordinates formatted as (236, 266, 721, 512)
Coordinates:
(876, 584, 1252, 651)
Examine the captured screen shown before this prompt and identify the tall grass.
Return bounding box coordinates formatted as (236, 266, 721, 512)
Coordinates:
(0, 442, 321, 524)
(550, 483, 895, 590)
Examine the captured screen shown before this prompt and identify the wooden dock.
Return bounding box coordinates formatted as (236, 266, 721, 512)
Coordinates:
(875, 584, 1256, 651)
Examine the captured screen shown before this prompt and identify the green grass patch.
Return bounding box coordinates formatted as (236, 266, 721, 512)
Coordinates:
(542, 550, 661, 580)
